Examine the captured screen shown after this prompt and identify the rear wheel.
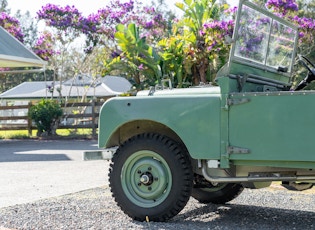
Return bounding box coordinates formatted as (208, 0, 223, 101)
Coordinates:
(192, 176, 243, 204)
(109, 133, 193, 222)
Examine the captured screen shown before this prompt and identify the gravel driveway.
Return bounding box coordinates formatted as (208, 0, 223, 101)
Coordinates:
(0, 185, 314, 229)
(0, 139, 314, 229)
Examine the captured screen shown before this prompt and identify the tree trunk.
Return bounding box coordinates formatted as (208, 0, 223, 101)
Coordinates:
(198, 58, 209, 84)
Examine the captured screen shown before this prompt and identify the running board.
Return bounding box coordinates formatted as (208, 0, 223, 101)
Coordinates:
(201, 161, 315, 183)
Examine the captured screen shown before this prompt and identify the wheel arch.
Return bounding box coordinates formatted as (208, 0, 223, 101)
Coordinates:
(106, 119, 185, 148)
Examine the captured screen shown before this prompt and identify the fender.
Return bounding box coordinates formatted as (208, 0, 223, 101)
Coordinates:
(98, 90, 221, 159)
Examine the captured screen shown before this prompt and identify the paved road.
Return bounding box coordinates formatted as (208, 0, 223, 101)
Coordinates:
(0, 139, 109, 208)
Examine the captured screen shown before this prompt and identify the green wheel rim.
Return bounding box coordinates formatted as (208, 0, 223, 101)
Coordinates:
(121, 150, 172, 208)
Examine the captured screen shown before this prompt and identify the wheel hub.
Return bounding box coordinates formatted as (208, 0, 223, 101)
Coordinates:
(121, 150, 173, 206)
(140, 172, 153, 185)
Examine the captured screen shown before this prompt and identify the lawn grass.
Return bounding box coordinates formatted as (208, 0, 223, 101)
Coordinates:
(0, 129, 97, 139)
(0, 130, 35, 139)
(56, 128, 94, 136)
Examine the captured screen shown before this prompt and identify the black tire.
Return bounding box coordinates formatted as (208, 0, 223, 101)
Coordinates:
(192, 182, 243, 204)
(109, 133, 193, 222)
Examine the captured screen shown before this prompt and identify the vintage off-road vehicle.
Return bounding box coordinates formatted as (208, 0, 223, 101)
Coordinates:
(98, 0, 315, 222)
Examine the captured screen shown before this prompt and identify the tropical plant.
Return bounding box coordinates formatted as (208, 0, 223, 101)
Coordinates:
(105, 23, 161, 89)
(159, 0, 233, 86)
(28, 99, 63, 137)
(158, 29, 192, 87)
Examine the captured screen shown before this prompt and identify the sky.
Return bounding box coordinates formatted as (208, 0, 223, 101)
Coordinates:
(8, 0, 238, 18)
(8, 0, 185, 17)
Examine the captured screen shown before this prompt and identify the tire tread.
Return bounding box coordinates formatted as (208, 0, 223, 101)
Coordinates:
(109, 133, 193, 222)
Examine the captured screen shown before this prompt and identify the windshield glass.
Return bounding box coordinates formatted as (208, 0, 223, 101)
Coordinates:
(234, 4, 297, 73)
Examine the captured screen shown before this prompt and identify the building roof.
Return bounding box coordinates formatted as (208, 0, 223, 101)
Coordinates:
(0, 75, 132, 99)
(0, 26, 46, 68)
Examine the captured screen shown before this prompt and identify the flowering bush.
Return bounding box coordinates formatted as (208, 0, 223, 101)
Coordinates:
(265, 0, 315, 55)
(266, 0, 298, 16)
(33, 31, 59, 61)
(35, 0, 169, 85)
(0, 12, 24, 42)
(95, 0, 167, 41)
(37, 4, 82, 31)
(202, 19, 234, 63)
(80, 0, 168, 54)
(37, 4, 83, 44)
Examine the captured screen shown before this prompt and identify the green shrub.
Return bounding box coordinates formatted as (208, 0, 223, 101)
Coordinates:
(29, 99, 63, 136)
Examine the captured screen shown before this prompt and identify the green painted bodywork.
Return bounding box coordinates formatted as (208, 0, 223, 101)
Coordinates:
(98, 0, 315, 170)
(229, 91, 315, 166)
(98, 78, 315, 169)
(98, 88, 222, 160)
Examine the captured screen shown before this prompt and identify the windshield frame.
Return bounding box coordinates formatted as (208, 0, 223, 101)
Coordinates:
(229, 0, 299, 78)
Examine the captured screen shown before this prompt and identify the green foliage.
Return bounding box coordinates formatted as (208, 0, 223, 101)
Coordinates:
(105, 23, 161, 89)
(0, 69, 54, 93)
(297, 0, 315, 18)
(176, 0, 225, 34)
(0, 0, 235, 91)
(160, 0, 231, 86)
(104, 0, 233, 89)
(28, 99, 63, 136)
(159, 32, 189, 87)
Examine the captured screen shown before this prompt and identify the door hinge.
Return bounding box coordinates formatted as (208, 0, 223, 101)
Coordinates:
(228, 146, 250, 154)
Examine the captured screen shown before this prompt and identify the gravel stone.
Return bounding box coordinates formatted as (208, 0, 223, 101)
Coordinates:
(0, 185, 314, 229)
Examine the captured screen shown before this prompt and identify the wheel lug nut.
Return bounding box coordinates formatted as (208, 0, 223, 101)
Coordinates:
(148, 167, 152, 171)
(138, 183, 142, 186)
(154, 177, 158, 181)
(137, 170, 142, 174)
(148, 187, 152, 191)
